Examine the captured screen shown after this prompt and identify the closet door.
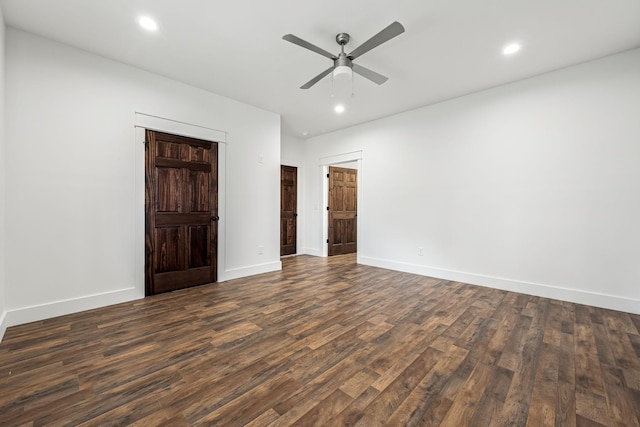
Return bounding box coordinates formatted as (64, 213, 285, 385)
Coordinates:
(145, 130, 218, 295)
(281, 165, 297, 256)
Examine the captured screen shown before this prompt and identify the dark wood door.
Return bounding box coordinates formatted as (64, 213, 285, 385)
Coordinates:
(145, 130, 218, 295)
(328, 166, 357, 256)
(280, 165, 297, 256)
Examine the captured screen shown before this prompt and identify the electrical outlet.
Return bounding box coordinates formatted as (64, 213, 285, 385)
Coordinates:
(418, 247, 424, 256)
(258, 245, 264, 255)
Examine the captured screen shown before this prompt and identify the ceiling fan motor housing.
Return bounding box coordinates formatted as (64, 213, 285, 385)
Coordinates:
(334, 53, 352, 69)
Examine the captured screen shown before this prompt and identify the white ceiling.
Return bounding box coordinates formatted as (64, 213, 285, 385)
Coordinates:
(2, 0, 639, 138)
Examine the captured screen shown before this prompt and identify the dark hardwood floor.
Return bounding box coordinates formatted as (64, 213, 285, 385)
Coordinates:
(1, 254, 639, 426)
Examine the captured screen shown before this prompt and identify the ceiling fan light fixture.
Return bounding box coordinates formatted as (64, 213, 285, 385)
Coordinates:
(333, 65, 352, 80)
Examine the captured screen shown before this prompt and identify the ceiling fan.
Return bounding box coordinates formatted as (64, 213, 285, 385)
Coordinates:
(283, 21, 405, 89)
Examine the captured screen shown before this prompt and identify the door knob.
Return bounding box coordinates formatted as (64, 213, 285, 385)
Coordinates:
(211, 215, 219, 221)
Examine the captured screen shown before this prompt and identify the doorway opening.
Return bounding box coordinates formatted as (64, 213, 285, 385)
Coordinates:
(319, 151, 362, 259)
(328, 165, 358, 256)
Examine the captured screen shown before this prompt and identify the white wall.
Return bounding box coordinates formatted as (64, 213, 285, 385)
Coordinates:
(281, 133, 306, 163)
(281, 134, 306, 255)
(3, 28, 281, 328)
(0, 7, 6, 340)
(305, 49, 640, 314)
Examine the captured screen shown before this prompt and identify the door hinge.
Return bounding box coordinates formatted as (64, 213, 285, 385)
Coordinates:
(143, 140, 149, 148)
(326, 206, 330, 211)
(326, 239, 329, 243)
(327, 173, 330, 178)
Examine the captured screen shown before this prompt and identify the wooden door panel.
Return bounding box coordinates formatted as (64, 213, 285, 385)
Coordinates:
(282, 182, 296, 211)
(153, 267, 212, 294)
(332, 186, 344, 211)
(344, 187, 357, 211)
(280, 165, 297, 256)
(188, 225, 210, 268)
(155, 213, 210, 227)
(189, 145, 210, 163)
(332, 220, 344, 244)
(188, 170, 210, 212)
(328, 166, 357, 256)
(157, 140, 181, 159)
(282, 219, 295, 243)
(146, 130, 218, 295)
(157, 168, 183, 212)
(154, 227, 183, 273)
(345, 218, 357, 253)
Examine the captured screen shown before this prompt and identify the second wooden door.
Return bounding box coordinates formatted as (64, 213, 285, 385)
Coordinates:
(328, 166, 357, 256)
(281, 165, 297, 256)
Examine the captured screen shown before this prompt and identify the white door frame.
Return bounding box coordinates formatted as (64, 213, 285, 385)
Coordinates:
(319, 151, 363, 261)
(134, 112, 227, 295)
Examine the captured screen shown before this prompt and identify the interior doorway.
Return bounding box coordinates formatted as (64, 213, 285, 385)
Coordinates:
(319, 151, 362, 259)
(145, 130, 218, 295)
(280, 165, 298, 256)
(328, 166, 357, 256)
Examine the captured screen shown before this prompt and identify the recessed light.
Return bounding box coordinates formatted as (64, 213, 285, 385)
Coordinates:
(302, 131, 309, 136)
(503, 43, 521, 55)
(138, 16, 158, 31)
(334, 104, 345, 114)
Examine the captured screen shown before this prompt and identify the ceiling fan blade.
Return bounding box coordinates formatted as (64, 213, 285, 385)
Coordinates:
(283, 34, 337, 60)
(352, 64, 388, 85)
(348, 21, 405, 60)
(300, 66, 335, 89)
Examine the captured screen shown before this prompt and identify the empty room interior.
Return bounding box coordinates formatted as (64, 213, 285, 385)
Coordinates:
(0, 1, 639, 426)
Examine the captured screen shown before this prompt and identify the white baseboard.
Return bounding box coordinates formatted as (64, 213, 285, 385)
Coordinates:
(0, 310, 7, 343)
(360, 256, 640, 315)
(2, 287, 144, 337)
(220, 261, 282, 282)
(303, 247, 323, 257)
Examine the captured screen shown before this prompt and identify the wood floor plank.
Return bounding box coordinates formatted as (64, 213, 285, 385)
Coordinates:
(293, 388, 352, 426)
(329, 386, 381, 426)
(0, 254, 639, 426)
(191, 373, 300, 425)
(355, 346, 442, 426)
(600, 364, 640, 427)
(575, 320, 607, 396)
(469, 366, 513, 426)
(495, 298, 549, 426)
(576, 390, 611, 426)
(338, 368, 380, 399)
(442, 300, 515, 425)
(525, 342, 560, 427)
(378, 344, 466, 426)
